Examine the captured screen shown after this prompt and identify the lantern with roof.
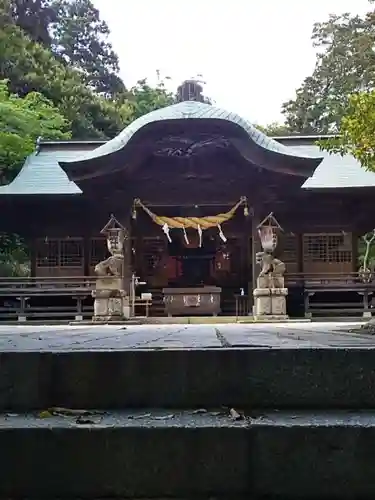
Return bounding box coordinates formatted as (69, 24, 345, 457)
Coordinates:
(257, 213, 283, 253)
(100, 214, 127, 263)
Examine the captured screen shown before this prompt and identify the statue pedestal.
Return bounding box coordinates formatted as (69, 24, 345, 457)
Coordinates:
(253, 275, 288, 321)
(92, 277, 130, 322)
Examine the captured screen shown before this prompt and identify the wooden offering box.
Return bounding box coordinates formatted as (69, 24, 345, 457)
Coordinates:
(163, 286, 221, 316)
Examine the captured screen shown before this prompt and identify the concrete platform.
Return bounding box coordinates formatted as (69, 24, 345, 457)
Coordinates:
(0, 322, 375, 411)
(0, 321, 370, 351)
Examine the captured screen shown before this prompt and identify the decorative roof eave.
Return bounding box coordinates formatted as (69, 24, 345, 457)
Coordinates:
(0, 154, 82, 195)
(59, 101, 324, 183)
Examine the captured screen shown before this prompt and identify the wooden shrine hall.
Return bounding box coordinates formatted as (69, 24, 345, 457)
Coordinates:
(1, 80, 375, 320)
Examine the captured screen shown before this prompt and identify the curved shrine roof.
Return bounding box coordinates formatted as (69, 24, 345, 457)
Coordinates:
(59, 101, 323, 181)
(2, 136, 375, 195)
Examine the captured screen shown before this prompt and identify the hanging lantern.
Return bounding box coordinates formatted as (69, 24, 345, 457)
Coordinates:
(241, 196, 249, 217)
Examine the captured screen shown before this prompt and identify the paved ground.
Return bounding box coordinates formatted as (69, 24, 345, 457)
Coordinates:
(0, 321, 373, 351)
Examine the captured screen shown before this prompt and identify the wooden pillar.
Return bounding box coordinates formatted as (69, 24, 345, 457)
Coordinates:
(28, 237, 37, 278)
(297, 233, 304, 273)
(83, 235, 90, 276)
(245, 211, 252, 297)
(251, 211, 261, 294)
(122, 217, 133, 296)
(351, 231, 359, 272)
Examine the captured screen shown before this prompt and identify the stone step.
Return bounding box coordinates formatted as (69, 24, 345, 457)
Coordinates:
(1, 347, 375, 411)
(1, 410, 375, 499)
(0, 410, 248, 499)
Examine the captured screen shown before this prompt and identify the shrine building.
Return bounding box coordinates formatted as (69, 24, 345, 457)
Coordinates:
(1, 80, 374, 319)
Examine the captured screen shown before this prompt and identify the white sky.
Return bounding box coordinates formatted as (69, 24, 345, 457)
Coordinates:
(93, 0, 370, 125)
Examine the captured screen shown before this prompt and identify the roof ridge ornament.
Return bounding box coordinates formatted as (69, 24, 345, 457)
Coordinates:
(176, 79, 205, 103)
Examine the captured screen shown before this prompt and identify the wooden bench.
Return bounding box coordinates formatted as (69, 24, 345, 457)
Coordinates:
(304, 286, 373, 318)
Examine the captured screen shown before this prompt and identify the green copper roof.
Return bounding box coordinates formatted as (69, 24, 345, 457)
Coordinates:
(0, 148, 82, 195)
(279, 139, 375, 189)
(1, 136, 375, 196)
(64, 101, 320, 165)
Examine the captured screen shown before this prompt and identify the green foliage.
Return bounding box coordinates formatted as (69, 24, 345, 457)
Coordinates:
(119, 79, 174, 122)
(0, 233, 29, 277)
(319, 91, 375, 171)
(8, 0, 123, 96)
(283, 6, 375, 133)
(0, 2, 176, 139)
(358, 232, 375, 273)
(50, 0, 124, 96)
(255, 122, 291, 137)
(0, 12, 121, 138)
(10, 0, 57, 46)
(0, 79, 70, 182)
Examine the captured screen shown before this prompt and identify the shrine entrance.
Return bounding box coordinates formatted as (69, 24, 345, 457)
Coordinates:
(132, 199, 252, 316)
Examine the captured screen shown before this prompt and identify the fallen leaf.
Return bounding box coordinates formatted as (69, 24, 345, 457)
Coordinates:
(75, 415, 102, 425)
(229, 408, 243, 420)
(38, 410, 53, 418)
(127, 413, 152, 420)
(49, 407, 94, 416)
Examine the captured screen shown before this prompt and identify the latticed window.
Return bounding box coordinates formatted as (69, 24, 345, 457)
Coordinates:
(60, 240, 83, 267)
(36, 238, 83, 267)
(90, 238, 107, 267)
(303, 234, 352, 263)
(280, 233, 297, 263)
(36, 240, 59, 267)
(143, 238, 166, 277)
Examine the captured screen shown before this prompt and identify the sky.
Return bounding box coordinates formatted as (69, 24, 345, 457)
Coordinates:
(93, 0, 370, 125)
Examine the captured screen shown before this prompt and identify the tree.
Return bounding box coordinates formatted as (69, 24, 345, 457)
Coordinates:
(119, 79, 174, 123)
(319, 91, 375, 171)
(7, 0, 124, 96)
(0, 79, 70, 182)
(283, 5, 375, 134)
(50, 0, 125, 96)
(255, 122, 291, 137)
(0, 5, 124, 138)
(1, 2, 175, 138)
(10, 0, 57, 46)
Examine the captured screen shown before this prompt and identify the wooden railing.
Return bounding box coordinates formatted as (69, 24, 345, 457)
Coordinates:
(0, 272, 370, 290)
(285, 272, 375, 288)
(0, 276, 96, 291)
(0, 273, 373, 321)
(285, 272, 375, 318)
(0, 276, 151, 322)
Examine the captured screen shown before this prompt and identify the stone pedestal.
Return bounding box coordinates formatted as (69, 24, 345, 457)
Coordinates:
(92, 277, 130, 322)
(253, 275, 288, 321)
